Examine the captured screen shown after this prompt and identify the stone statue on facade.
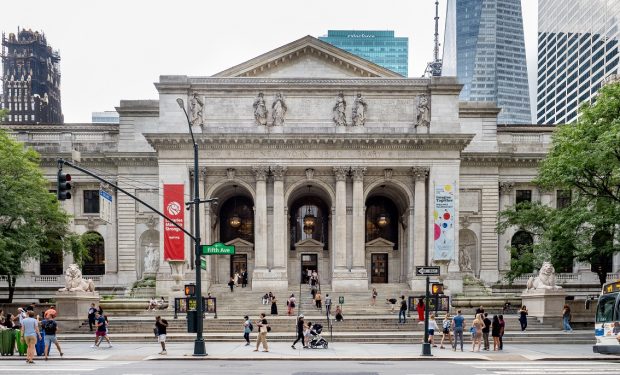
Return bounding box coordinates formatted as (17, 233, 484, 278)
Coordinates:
(58, 264, 96, 293)
(459, 245, 473, 272)
(271, 93, 287, 126)
(253, 92, 268, 126)
(415, 94, 430, 128)
(143, 242, 159, 275)
(333, 93, 347, 126)
(189, 92, 204, 127)
(526, 261, 562, 291)
(352, 93, 367, 126)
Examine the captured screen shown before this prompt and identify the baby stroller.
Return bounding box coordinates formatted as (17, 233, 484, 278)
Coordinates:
(308, 323, 328, 349)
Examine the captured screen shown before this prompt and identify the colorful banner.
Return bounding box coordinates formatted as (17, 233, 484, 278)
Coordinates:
(163, 184, 185, 261)
(433, 182, 456, 261)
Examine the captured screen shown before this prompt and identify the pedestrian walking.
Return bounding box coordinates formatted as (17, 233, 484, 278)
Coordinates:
(87, 303, 97, 331)
(42, 317, 63, 360)
(440, 313, 452, 349)
(270, 295, 278, 315)
(518, 305, 528, 331)
(314, 291, 322, 311)
(562, 304, 573, 332)
(371, 288, 378, 306)
(44, 305, 57, 320)
(398, 295, 407, 324)
(325, 294, 332, 317)
(243, 315, 252, 346)
(416, 298, 425, 323)
(92, 311, 112, 348)
(498, 314, 505, 350)
(233, 272, 240, 287)
(254, 313, 269, 352)
(241, 269, 248, 288)
(303, 321, 312, 347)
(287, 294, 296, 316)
(155, 316, 168, 354)
(228, 277, 235, 292)
(471, 313, 483, 352)
(21, 310, 41, 364)
(291, 314, 305, 349)
(482, 313, 491, 350)
(428, 314, 439, 347)
(491, 315, 501, 351)
(452, 309, 466, 352)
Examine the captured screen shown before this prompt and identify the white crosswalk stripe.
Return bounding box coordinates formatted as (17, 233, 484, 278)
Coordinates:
(463, 361, 620, 375)
(0, 361, 131, 374)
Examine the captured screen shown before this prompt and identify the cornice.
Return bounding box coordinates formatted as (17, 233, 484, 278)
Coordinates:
(39, 152, 158, 167)
(4, 123, 118, 132)
(144, 133, 474, 152)
(496, 124, 556, 133)
(461, 152, 546, 167)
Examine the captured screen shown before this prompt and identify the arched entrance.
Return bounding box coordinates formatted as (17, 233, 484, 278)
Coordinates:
(287, 183, 332, 285)
(82, 231, 105, 275)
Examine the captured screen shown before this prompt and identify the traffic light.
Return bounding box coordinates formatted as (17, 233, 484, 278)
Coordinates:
(431, 283, 444, 295)
(184, 283, 196, 297)
(57, 170, 72, 201)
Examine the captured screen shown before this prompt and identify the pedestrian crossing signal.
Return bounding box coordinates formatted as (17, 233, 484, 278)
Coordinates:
(431, 283, 444, 295)
(184, 283, 195, 297)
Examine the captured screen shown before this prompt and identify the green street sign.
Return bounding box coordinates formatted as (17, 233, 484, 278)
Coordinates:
(200, 258, 207, 270)
(201, 242, 235, 255)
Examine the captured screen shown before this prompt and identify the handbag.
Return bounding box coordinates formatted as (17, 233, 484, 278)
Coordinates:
(153, 327, 158, 337)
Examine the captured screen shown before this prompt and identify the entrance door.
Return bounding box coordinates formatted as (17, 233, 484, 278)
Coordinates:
(230, 254, 247, 277)
(371, 253, 388, 283)
(301, 254, 318, 284)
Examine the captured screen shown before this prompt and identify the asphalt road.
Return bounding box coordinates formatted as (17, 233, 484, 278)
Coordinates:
(0, 360, 618, 375)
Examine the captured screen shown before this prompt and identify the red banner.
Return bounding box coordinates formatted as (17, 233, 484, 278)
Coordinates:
(163, 184, 185, 261)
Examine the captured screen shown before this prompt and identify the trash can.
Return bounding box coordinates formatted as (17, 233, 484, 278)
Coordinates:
(14, 330, 26, 356)
(0, 329, 15, 356)
(187, 310, 197, 333)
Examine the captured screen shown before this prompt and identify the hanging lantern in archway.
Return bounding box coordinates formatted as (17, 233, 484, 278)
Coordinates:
(303, 206, 316, 234)
(228, 186, 242, 229)
(376, 213, 390, 228)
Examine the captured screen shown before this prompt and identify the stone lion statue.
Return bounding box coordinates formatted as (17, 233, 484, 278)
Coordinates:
(58, 264, 96, 292)
(526, 261, 562, 290)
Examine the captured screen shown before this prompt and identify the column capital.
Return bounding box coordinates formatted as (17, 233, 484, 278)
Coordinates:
(499, 181, 514, 194)
(333, 166, 349, 181)
(351, 166, 367, 181)
(411, 166, 429, 181)
(200, 167, 208, 179)
(270, 165, 288, 181)
(252, 165, 269, 181)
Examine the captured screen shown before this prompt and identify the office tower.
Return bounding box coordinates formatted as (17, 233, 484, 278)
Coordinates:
(537, 0, 620, 124)
(319, 30, 409, 76)
(443, 0, 531, 123)
(1, 28, 63, 124)
(92, 111, 120, 124)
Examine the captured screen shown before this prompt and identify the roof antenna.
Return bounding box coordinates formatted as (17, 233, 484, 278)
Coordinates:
(424, 0, 443, 77)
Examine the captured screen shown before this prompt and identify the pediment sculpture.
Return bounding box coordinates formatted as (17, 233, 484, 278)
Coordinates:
(415, 94, 430, 128)
(272, 93, 287, 126)
(253, 92, 268, 126)
(333, 93, 347, 126)
(352, 93, 367, 126)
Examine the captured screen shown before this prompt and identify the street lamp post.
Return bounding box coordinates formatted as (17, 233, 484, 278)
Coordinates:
(176, 97, 211, 356)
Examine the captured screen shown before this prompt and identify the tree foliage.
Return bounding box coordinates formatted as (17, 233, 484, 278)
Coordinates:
(498, 83, 620, 285)
(0, 129, 86, 302)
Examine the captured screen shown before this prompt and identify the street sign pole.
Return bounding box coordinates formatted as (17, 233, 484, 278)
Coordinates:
(422, 275, 432, 356)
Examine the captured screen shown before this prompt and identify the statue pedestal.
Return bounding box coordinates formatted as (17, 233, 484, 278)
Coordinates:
(520, 288, 566, 323)
(55, 291, 100, 321)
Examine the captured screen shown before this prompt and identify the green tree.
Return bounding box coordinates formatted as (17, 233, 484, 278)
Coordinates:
(0, 129, 86, 302)
(498, 83, 620, 285)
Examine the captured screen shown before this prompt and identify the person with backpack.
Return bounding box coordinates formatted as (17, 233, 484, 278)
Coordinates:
(155, 316, 168, 354)
(243, 315, 253, 346)
(398, 295, 408, 324)
(440, 313, 452, 349)
(291, 314, 305, 349)
(43, 318, 63, 360)
(254, 313, 269, 352)
(87, 303, 97, 332)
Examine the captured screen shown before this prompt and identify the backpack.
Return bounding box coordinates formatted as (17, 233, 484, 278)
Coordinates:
(248, 322, 254, 331)
(44, 320, 56, 334)
(443, 319, 450, 330)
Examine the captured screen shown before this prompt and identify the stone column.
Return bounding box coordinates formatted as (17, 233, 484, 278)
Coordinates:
(406, 206, 415, 283)
(499, 182, 514, 211)
(204, 201, 214, 284)
(540, 188, 553, 207)
(252, 166, 269, 288)
(410, 167, 429, 290)
(350, 167, 369, 290)
(271, 165, 288, 271)
(331, 167, 350, 291)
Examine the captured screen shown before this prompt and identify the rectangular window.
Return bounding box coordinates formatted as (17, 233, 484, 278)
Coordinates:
(556, 190, 572, 209)
(83, 190, 100, 214)
(515, 190, 532, 206)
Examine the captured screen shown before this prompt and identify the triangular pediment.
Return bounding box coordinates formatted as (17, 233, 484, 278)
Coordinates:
(213, 35, 401, 79)
(294, 238, 324, 248)
(225, 238, 254, 247)
(365, 237, 395, 247)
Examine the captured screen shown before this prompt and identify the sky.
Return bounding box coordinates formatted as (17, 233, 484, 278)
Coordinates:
(0, 0, 538, 123)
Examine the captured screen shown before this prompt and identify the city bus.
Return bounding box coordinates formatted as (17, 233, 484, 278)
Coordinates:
(593, 280, 620, 354)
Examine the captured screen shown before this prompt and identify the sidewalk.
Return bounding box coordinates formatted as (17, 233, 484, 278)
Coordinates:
(1, 342, 612, 361)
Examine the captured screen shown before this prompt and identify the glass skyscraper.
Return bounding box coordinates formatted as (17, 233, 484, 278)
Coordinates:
(537, 0, 620, 125)
(319, 30, 408, 77)
(443, 0, 531, 124)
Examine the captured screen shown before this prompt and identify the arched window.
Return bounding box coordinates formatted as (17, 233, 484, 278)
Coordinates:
(40, 249, 63, 275)
(511, 230, 534, 273)
(289, 197, 329, 250)
(511, 231, 533, 254)
(591, 231, 613, 274)
(82, 232, 105, 275)
(219, 196, 254, 243)
(365, 196, 399, 249)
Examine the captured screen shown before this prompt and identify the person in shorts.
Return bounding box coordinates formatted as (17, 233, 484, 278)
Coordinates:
(92, 311, 112, 348)
(155, 315, 168, 354)
(428, 314, 439, 347)
(42, 318, 63, 360)
(440, 313, 453, 349)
